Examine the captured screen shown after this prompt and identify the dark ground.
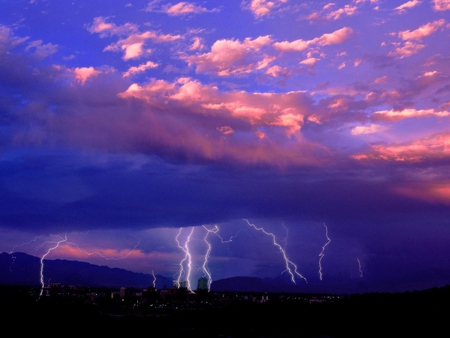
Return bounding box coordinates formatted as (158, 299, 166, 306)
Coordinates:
(2, 285, 449, 337)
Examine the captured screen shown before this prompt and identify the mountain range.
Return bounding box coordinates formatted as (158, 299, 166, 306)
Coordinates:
(1, 252, 449, 293)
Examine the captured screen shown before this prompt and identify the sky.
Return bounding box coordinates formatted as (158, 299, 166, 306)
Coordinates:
(1, 0, 450, 291)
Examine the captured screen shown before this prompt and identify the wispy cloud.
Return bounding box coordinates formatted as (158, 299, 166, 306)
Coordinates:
(168, 2, 219, 15)
(394, 0, 422, 13)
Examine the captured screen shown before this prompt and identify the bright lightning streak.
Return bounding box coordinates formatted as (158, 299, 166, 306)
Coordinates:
(201, 226, 216, 291)
(9, 236, 45, 271)
(208, 225, 243, 244)
(318, 223, 331, 281)
(357, 258, 363, 278)
(38, 235, 68, 299)
(9, 232, 140, 299)
(152, 270, 156, 288)
(175, 227, 195, 292)
(243, 219, 307, 284)
(200, 224, 245, 291)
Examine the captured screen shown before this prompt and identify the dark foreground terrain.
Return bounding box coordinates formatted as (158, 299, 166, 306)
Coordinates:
(2, 284, 449, 337)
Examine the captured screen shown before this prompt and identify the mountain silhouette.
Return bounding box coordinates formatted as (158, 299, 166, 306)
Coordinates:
(0, 252, 172, 289)
(2, 252, 449, 293)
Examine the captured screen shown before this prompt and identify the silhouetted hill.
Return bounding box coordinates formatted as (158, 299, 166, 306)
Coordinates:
(0, 252, 172, 289)
(2, 252, 450, 293)
(210, 269, 450, 294)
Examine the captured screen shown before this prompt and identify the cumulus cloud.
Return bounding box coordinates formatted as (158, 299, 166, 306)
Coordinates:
(73, 67, 102, 85)
(87, 17, 181, 60)
(397, 19, 446, 40)
(389, 41, 425, 58)
(104, 31, 181, 60)
(184, 36, 273, 76)
(433, 0, 450, 11)
(326, 5, 358, 20)
(118, 77, 310, 136)
(244, 0, 288, 17)
(300, 57, 320, 66)
(304, 3, 359, 21)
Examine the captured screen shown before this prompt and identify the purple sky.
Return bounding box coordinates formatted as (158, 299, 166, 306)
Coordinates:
(1, 0, 450, 290)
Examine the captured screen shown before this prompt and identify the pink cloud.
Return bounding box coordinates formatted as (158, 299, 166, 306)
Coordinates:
(104, 31, 182, 60)
(190, 36, 206, 50)
(351, 124, 388, 135)
(352, 132, 450, 162)
(374, 76, 389, 84)
(326, 5, 358, 20)
(394, 182, 450, 205)
(300, 57, 320, 66)
(49, 243, 148, 261)
(184, 36, 273, 76)
(274, 38, 309, 52)
(123, 61, 159, 77)
(71, 76, 324, 166)
(217, 126, 234, 135)
(315, 27, 354, 45)
(397, 19, 446, 40)
(388, 41, 425, 58)
(433, 0, 450, 11)
(163, 2, 218, 16)
(265, 65, 291, 77)
(245, 0, 288, 17)
(395, 0, 422, 13)
(118, 77, 310, 136)
(87, 17, 138, 38)
(73, 67, 102, 85)
(274, 27, 353, 51)
(304, 3, 359, 21)
(372, 108, 450, 122)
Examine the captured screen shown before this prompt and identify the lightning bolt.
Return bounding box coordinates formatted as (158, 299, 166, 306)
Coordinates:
(175, 227, 195, 292)
(208, 225, 243, 244)
(152, 270, 156, 288)
(318, 223, 331, 281)
(243, 219, 307, 284)
(9, 236, 44, 271)
(38, 235, 68, 299)
(201, 226, 216, 291)
(357, 258, 363, 278)
(199, 224, 246, 291)
(9, 232, 140, 299)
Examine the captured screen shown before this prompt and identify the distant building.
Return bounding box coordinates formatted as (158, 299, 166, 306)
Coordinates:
(173, 280, 190, 288)
(197, 277, 208, 291)
(119, 287, 126, 298)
